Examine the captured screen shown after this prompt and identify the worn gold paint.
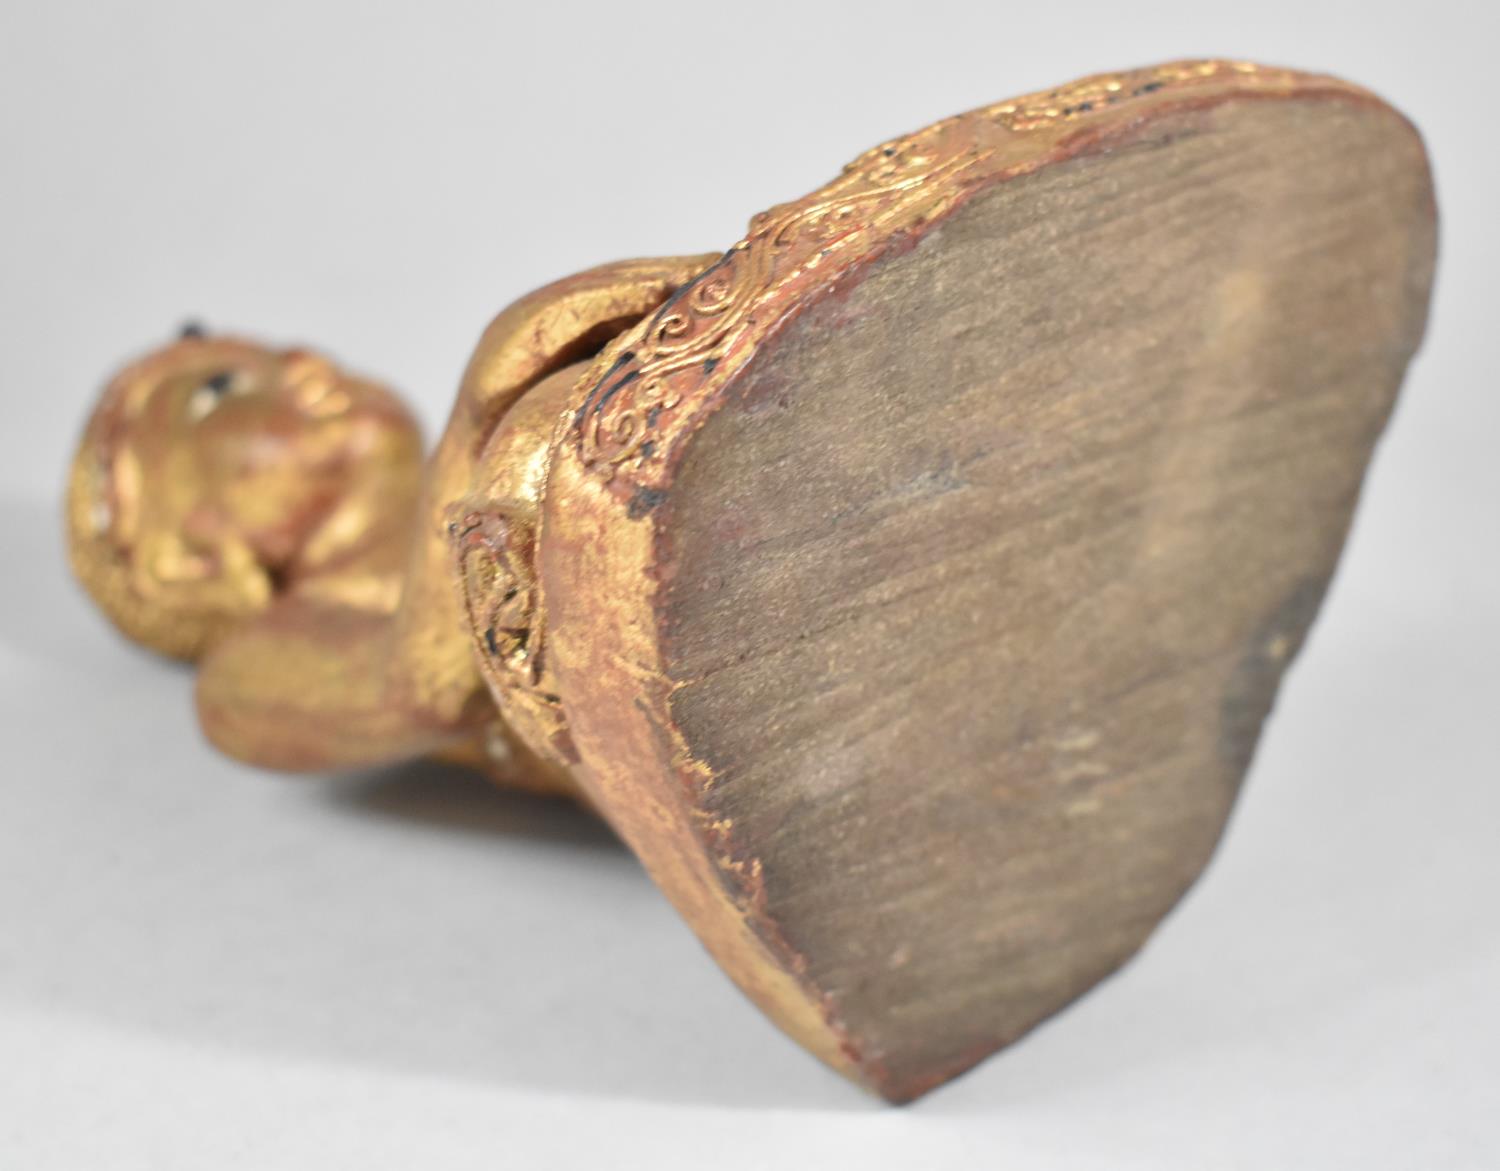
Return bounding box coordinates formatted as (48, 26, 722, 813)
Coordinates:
(68, 258, 714, 788)
(540, 59, 1388, 1100)
(65, 61, 1391, 1098)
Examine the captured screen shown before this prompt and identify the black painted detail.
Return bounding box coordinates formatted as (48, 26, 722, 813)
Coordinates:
(627, 486, 668, 520)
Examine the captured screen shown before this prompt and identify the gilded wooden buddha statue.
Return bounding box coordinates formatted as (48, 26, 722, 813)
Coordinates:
(66, 60, 1436, 1101)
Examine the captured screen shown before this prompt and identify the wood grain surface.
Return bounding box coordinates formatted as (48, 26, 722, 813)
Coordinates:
(539, 67, 1435, 1100)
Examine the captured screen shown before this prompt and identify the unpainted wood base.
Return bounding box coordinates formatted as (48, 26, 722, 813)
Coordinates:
(543, 74, 1435, 1100)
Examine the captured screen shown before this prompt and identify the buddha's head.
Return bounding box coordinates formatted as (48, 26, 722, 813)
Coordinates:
(67, 327, 421, 659)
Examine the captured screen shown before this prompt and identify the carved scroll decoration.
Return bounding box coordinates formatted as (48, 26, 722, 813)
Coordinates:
(567, 60, 1297, 483)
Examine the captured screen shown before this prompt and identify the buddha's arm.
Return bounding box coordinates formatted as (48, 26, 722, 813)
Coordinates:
(192, 255, 717, 785)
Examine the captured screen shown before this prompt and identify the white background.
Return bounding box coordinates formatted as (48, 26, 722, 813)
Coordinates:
(2, 2, 1496, 1167)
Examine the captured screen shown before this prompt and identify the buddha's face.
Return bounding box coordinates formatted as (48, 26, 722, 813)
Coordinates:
(68, 332, 418, 659)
